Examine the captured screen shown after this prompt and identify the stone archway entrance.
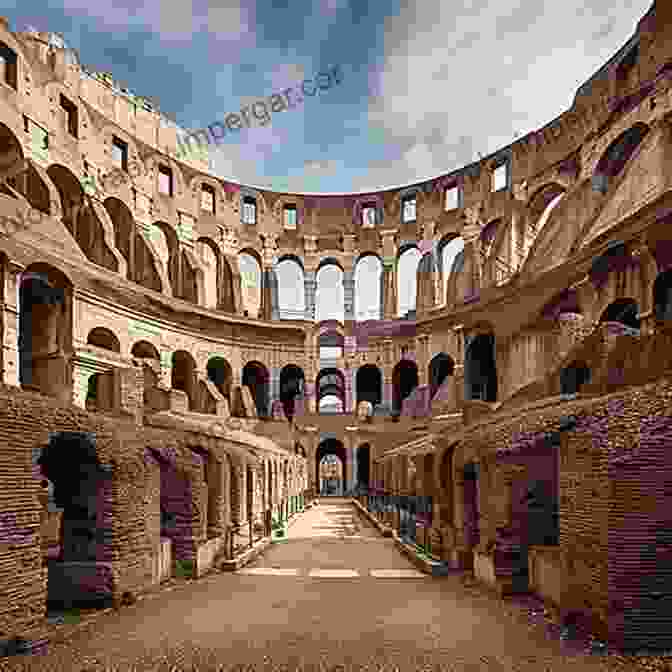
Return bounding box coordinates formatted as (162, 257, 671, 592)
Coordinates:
(316, 438, 347, 497)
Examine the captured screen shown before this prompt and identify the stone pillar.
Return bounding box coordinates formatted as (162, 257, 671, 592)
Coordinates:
(381, 230, 398, 319)
(304, 270, 317, 321)
(2, 259, 23, 387)
(343, 269, 355, 322)
(344, 366, 354, 414)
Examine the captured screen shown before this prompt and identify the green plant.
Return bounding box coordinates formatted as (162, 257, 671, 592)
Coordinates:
(174, 559, 194, 579)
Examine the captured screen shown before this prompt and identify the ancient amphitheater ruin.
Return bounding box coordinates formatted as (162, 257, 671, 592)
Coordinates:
(0, 0, 671, 654)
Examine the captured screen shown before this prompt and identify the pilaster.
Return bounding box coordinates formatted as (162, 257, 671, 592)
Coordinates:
(1, 259, 23, 387)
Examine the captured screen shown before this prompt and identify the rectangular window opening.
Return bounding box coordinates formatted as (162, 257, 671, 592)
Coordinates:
(0, 43, 18, 90)
(444, 185, 460, 211)
(243, 196, 257, 225)
(112, 136, 128, 172)
(283, 204, 297, 229)
(158, 165, 173, 196)
(59, 94, 78, 138)
(362, 205, 377, 228)
(402, 196, 416, 223)
(201, 184, 215, 213)
(492, 162, 508, 192)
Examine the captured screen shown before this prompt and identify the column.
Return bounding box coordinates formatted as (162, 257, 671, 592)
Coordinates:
(343, 269, 355, 322)
(381, 230, 398, 320)
(344, 367, 354, 414)
(2, 260, 23, 387)
(304, 270, 317, 321)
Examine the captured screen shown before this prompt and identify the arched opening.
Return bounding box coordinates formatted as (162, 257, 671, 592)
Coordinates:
(397, 246, 422, 318)
(599, 298, 640, 330)
(355, 254, 382, 321)
(592, 123, 649, 194)
(131, 340, 160, 405)
(356, 443, 371, 494)
(131, 340, 160, 359)
(47, 164, 87, 240)
(316, 438, 347, 497)
(521, 184, 566, 267)
(18, 264, 73, 399)
(195, 237, 220, 309)
(439, 237, 465, 306)
(464, 333, 497, 402)
(654, 270, 672, 321)
(242, 361, 270, 417)
(428, 353, 455, 399)
(206, 356, 233, 402)
(392, 360, 419, 416)
(0, 123, 25, 202)
(171, 350, 198, 411)
(316, 262, 344, 323)
(560, 361, 591, 395)
(279, 364, 305, 422)
(276, 256, 305, 320)
(86, 327, 120, 353)
(316, 368, 345, 415)
(356, 364, 382, 409)
(102, 196, 136, 280)
(238, 251, 262, 318)
(37, 432, 115, 607)
(220, 256, 235, 312)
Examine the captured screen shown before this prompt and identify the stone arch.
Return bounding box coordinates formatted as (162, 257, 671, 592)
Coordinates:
(102, 196, 137, 280)
(195, 236, 220, 309)
(397, 245, 421, 318)
(560, 360, 591, 395)
(599, 298, 640, 330)
(86, 327, 120, 353)
(276, 255, 305, 320)
(354, 253, 382, 322)
(46, 163, 87, 237)
(0, 122, 24, 198)
(171, 350, 198, 411)
(187, 174, 226, 215)
(592, 122, 650, 194)
(238, 248, 262, 317)
(428, 353, 454, 399)
(220, 255, 236, 312)
(180, 247, 204, 305)
(356, 364, 382, 409)
(280, 364, 305, 422)
(316, 368, 345, 414)
(316, 260, 344, 323)
(438, 236, 465, 306)
(464, 333, 497, 402)
(206, 356, 233, 402)
(416, 250, 438, 313)
(392, 360, 419, 416)
(131, 340, 160, 360)
(654, 270, 672, 321)
(242, 361, 270, 417)
(18, 263, 74, 400)
(356, 443, 371, 492)
(316, 438, 347, 496)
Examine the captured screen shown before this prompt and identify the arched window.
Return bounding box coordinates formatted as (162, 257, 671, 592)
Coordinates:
(354, 255, 382, 321)
(654, 270, 672, 321)
(86, 327, 120, 352)
(464, 333, 497, 402)
(317, 368, 345, 415)
(276, 257, 305, 320)
(238, 252, 261, 318)
(599, 298, 640, 330)
(315, 263, 344, 323)
(392, 360, 419, 416)
(171, 350, 198, 410)
(195, 238, 219, 309)
(356, 364, 383, 409)
(280, 364, 305, 422)
(397, 247, 422, 318)
(439, 238, 464, 306)
(428, 353, 454, 399)
(560, 361, 591, 396)
(592, 123, 649, 194)
(207, 357, 233, 401)
(242, 361, 270, 417)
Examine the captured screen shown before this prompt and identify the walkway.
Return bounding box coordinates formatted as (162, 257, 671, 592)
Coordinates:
(0, 500, 657, 671)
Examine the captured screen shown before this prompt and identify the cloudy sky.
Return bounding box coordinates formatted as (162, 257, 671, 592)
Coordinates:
(5, 0, 652, 195)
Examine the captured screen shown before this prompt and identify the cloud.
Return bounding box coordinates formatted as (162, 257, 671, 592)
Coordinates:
(351, 0, 651, 191)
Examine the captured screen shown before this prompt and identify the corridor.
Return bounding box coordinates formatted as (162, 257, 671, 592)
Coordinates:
(0, 500, 637, 671)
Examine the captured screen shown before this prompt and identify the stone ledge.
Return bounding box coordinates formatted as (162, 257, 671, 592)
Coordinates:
(351, 497, 394, 537)
(218, 536, 272, 572)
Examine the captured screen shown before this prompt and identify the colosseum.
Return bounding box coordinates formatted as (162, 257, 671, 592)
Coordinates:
(0, 0, 671, 659)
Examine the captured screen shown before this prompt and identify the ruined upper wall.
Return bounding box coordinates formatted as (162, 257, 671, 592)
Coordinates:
(0, 2, 666, 236)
